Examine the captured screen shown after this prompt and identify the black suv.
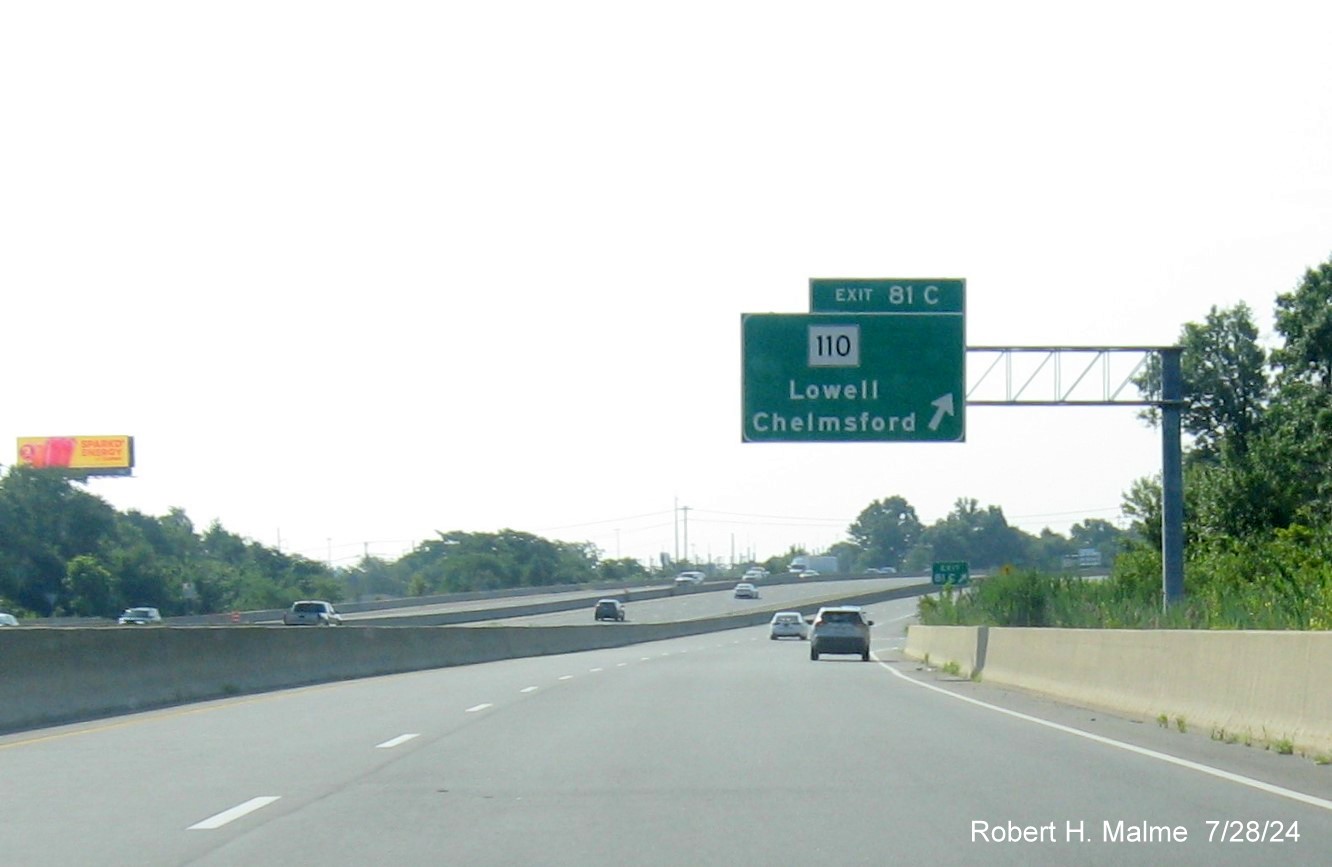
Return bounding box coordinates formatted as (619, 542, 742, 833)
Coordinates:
(594, 599, 626, 621)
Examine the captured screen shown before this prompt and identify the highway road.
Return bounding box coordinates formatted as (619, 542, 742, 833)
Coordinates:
(3, 595, 1330, 866)
(465, 576, 930, 625)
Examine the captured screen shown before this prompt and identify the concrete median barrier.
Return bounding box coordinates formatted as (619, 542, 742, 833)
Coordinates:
(905, 625, 1332, 757)
(0, 582, 931, 734)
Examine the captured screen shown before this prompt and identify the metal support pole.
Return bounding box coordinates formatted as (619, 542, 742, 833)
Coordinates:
(1160, 348, 1185, 606)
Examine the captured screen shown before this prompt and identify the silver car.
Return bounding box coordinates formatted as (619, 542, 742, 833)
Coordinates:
(0, 612, 18, 627)
(809, 606, 873, 661)
(118, 607, 162, 625)
(283, 600, 342, 626)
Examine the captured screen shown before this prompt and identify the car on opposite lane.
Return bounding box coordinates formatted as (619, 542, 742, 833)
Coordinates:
(283, 600, 343, 626)
(0, 612, 18, 627)
(118, 607, 162, 625)
(594, 599, 626, 621)
(768, 611, 808, 640)
(809, 605, 873, 661)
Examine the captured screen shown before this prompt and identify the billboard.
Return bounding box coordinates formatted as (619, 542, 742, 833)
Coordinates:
(16, 436, 135, 476)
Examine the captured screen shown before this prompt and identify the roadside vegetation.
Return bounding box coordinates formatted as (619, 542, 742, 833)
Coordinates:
(920, 254, 1332, 631)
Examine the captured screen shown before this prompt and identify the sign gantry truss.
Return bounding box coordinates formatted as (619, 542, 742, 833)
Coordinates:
(966, 346, 1161, 407)
(963, 344, 1185, 608)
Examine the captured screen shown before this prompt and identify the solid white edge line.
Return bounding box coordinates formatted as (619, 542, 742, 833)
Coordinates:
(375, 733, 420, 749)
(188, 796, 281, 830)
(465, 703, 493, 713)
(873, 655, 1332, 813)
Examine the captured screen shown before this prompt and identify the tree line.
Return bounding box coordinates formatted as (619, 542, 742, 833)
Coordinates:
(0, 462, 1113, 620)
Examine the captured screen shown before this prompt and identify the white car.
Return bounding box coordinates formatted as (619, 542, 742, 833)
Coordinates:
(0, 612, 18, 627)
(733, 582, 760, 599)
(118, 607, 162, 625)
(798, 569, 820, 578)
(283, 600, 343, 626)
(742, 568, 768, 581)
(674, 571, 705, 586)
(768, 611, 808, 640)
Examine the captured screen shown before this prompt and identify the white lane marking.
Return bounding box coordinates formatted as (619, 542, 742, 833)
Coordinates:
(640, 656, 651, 661)
(558, 675, 574, 681)
(465, 703, 494, 713)
(616, 662, 629, 667)
(375, 733, 420, 749)
(589, 667, 604, 672)
(884, 613, 916, 624)
(188, 796, 281, 830)
(520, 686, 539, 693)
(874, 656, 1332, 813)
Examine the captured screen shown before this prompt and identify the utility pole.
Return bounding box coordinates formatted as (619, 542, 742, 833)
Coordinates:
(681, 505, 691, 566)
(673, 497, 679, 564)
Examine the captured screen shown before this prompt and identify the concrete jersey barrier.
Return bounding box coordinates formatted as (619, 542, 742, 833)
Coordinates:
(904, 624, 1332, 757)
(0, 583, 930, 734)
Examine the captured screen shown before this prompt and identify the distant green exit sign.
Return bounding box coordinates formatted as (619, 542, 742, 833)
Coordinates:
(810, 278, 965, 314)
(932, 561, 971, 585)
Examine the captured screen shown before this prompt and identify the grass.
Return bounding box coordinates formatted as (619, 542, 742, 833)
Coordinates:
(915, 559, 1332, 631)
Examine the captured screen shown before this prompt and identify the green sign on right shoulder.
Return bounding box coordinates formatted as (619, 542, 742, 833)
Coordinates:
(932, 561, 970, 586)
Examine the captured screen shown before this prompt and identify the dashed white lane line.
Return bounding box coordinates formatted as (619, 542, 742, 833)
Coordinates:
(558, 675, 574, 681)
(465, 703, 494, 713)
(375, 733, 420, 749)
(639, 656, 651, 661)
(520, 686, 539, 693)
(589, 667, 604, 672)
(616, 662, 629, 667)
(188, 796, 281, 830)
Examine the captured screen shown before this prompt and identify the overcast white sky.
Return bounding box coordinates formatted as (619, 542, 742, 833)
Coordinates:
(4, 2, 1330, 569)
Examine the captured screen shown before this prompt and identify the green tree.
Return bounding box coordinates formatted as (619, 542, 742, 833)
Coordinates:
(1135, 302, 1269, 461)
(847, 495, 922, 570)
(919, 498, 1034, 570)
(1272, 255, 1332, 392)
(63, 554, 120, 617)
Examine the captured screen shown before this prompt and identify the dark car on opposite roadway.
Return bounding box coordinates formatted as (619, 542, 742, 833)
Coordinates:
(594, 599, 626, 621)
(809, 605, 873, 661)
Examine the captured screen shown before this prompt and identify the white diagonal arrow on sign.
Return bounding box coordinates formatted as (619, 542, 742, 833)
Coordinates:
(928, 394, 955, 431)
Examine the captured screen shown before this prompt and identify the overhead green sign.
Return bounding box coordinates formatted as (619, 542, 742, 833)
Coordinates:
(810, 278, 965, 314)
(932, 561, 971, 585)
(741, 312, 965, 443)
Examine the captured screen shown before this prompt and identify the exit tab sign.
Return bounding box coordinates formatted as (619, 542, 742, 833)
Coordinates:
(810, 278, 965, 314)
